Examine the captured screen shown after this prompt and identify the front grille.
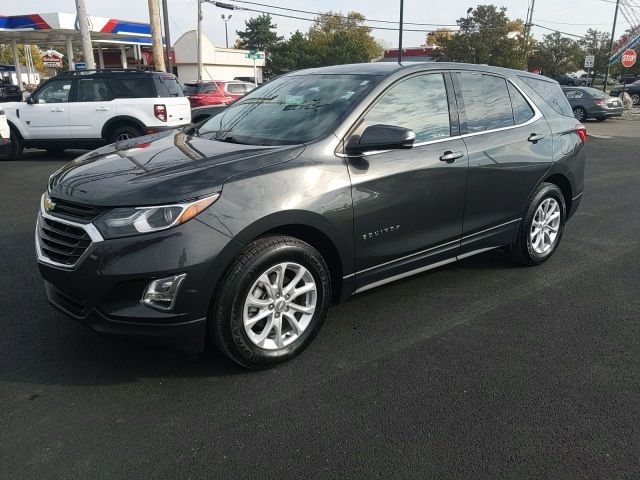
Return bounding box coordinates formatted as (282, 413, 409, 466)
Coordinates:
(49, 198, 108, 223)
(38, 216, 92, 266)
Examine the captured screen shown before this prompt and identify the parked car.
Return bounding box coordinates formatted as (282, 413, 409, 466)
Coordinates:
(0, 108, 11, 156)
(562, 86, 623, 121)
(0, 69, 191, 160)
(183, 80, 255, 107)
(609, 80, 640, 104)
(552, 74, 580, 86)
(617, 73, 638, 85)
(0, 82, 21, 102)
(37, 63, 585, 369)
(190, 104, 227, 124)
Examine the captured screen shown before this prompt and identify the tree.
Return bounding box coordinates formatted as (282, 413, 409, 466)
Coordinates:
(308, 11, 383, 64)
(235, 14, 283, 51)
(579, 29, 611, 77)
(267, 30, 323, 77)
(435, 5, 526, 69)
(426, 28, 454, 47)
(0, 44, 45, 72)
(528, 32, 582, 77)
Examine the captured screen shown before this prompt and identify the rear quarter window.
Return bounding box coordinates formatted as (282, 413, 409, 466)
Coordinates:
(155, 76, 184, 97)
(518, 76, 574, 117)
(107, 76, 156, 98)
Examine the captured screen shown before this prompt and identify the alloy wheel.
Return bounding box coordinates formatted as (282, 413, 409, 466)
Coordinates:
(530, 198, 561, 255)
(243, 262, 317, 350)
(115, 132, 134, 142)
(573, 107, 586, 122)
(632, 93, 640, 105)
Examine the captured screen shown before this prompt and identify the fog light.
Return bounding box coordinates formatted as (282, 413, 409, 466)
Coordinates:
(142, 273, 187, 311)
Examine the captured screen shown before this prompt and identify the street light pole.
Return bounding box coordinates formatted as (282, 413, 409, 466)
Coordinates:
(603, 0, 620, 92)
(398, 0, 404, 65)
(161, 0, 173, 73)
(222, 14, 232, 48)
(197, 0, 203, 80)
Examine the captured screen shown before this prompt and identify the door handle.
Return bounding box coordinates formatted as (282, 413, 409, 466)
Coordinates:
(528, 133, 545, 143)
(439, 151, 464, 163)
(50, 108, 64, 112)
(95, 107, 110, 111)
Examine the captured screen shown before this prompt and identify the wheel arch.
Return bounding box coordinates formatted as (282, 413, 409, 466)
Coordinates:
(543, 172, 573, 215)
(101, 116, 146, 140)
(6, 120, 23, 139)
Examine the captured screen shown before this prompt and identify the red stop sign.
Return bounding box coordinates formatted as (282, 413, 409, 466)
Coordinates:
(621, 49, 637, 68)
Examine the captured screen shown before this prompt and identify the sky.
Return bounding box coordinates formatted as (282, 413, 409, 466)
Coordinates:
(1, 0, 633, 49)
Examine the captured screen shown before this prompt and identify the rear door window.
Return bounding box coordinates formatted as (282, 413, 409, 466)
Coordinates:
(518, 76, 574, 117)
(77, 78, 113, 102)
(507, 83, 535, 125)
(363, 73, 451, 143)
(458, 72, 514, 133)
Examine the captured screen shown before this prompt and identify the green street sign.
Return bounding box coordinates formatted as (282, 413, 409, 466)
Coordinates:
(245, 53, 263, 59)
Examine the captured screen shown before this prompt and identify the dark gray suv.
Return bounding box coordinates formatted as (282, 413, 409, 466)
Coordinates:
(37, 63, 586, 368)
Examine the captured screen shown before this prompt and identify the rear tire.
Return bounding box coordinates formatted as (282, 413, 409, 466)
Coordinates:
(631, 93, 640, 105)
(109, 125, 143, 144)
(2, 126, 23, 160)
(210, 235, 331, 369)
(509, 182, 566, 266)
(573, 106, 587, 122)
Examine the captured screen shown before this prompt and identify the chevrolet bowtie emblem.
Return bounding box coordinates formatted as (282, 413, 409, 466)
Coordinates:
(43, 195, 56, 212)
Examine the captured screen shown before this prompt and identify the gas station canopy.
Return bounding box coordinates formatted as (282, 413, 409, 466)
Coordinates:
(0, 12, 152, 46)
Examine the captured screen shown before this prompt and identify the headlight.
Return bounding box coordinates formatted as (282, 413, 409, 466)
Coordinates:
(95, 194, 219, 239)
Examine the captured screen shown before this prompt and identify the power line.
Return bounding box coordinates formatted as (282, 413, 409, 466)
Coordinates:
(532, 23, 584, 38)
(227, 0, 460, 27)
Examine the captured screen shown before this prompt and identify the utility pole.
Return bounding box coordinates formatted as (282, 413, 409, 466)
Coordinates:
(74, 0, 96, 70)
(523, 0, 536, 66)
(603, 0, 620, 91)
(197, 0, 203, 80)
(398, 0, 404, 64)
(161, 0, 173, 73)
(148, 0, 166, 71)
(222, 14, 232, 48)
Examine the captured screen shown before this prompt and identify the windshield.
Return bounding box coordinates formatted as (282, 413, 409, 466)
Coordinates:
(198, 73, 380, 145)
(183, 83, 202, 95)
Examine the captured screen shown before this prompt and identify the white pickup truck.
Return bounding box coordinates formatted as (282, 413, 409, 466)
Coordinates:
(1, 69, 191, 160)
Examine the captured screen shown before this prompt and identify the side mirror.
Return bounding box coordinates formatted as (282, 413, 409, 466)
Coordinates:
(346, 124, 415, 155)
(26, 95, 35, 104)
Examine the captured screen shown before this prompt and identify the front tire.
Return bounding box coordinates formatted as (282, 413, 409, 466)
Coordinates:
(510, 183, 566, 266)
(2, 126, 23, 160)
(631, 93, 640, 105)
(210, 235, 331, 369)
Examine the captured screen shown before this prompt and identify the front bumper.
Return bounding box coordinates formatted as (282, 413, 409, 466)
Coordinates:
(36, 210, 241, 352)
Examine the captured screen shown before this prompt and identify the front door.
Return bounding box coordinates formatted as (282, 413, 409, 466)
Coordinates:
(346, 72, 469, 291)
(20, 78, 72, 140)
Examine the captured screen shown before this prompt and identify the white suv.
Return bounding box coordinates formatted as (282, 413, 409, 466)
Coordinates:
(0, 70, 191, 159)
(0, 108, 11, 156)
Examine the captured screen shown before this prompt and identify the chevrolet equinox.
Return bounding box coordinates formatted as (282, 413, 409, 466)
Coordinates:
(37, 63, 586, 369)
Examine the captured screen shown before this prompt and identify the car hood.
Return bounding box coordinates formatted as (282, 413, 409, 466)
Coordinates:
(0, 101, 20, 110)
(48, 129, 305, 207)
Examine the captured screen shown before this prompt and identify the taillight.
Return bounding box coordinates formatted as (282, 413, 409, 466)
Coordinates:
(576, 124, 587, 144)
(154, 104, 167, 122)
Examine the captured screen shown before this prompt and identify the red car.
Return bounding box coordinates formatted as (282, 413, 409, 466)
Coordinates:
(183, 80, 255, 107)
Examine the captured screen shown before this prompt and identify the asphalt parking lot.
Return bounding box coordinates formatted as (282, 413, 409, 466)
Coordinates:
(1, 119, 639, 479)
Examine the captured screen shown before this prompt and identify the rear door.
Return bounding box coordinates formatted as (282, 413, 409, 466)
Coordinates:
(348, 72, 469, 290)
(19, 78, 73, 140)
(68, 76, 115, 139)
(453, 71, 553, 254)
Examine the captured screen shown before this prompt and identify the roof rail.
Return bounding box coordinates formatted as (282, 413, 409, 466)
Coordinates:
(56, 69, 161, 76)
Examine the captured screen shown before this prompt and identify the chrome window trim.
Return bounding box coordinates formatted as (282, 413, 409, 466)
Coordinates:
(336, 76, 545, 158)
(36, 193, 104, 269)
